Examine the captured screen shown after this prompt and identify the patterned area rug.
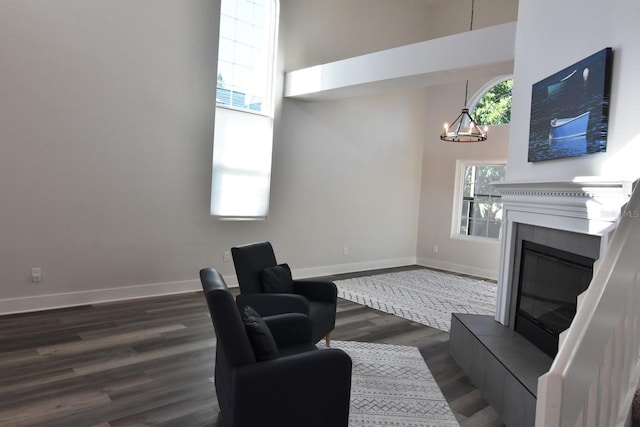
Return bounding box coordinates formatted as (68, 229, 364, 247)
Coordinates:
(323, 340, 459, 426)
(335, 269, 497, 332)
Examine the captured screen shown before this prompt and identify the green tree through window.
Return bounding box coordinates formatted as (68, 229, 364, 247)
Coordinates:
(472, 79, 513, 125)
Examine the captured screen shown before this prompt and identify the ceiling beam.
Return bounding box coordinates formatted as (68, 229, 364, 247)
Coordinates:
(284, 22, 516, 101)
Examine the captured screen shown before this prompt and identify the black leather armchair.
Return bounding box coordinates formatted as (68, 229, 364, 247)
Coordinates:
(231, 241, 338, 345)
(199, 268, 352, 427)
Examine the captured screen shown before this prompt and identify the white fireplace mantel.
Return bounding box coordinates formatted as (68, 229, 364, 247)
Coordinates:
(492, 178, 634, 325)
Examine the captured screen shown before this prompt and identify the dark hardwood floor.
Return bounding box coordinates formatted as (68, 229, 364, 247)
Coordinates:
(0, 267, 503, 426)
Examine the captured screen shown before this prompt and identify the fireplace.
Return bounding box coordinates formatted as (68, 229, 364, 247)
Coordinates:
(449, 179, 631, 427)
(506, 222, 602, 355)
(493, 179, 632, 333)
(514, 240, 595, 357)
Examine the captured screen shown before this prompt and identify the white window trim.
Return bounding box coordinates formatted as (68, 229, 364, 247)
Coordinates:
(451, 159, 506, 243)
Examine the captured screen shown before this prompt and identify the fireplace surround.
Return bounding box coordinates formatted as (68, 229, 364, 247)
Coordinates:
(493, 179, 632, 331)
(449, 178, 632, 426)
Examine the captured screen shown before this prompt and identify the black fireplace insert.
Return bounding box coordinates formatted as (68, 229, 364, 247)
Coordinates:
(515, 240, 595, 357)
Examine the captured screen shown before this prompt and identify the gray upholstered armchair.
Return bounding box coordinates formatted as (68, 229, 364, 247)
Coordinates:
(199, 268, 352, 427)
(231, 241, 338, 345)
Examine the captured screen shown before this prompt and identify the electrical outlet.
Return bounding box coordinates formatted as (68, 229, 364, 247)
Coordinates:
(31, 268, 42, 283)
(223, 250, 231, 262)
(343, 246, 349, 256)
(433, 245, 439, 254)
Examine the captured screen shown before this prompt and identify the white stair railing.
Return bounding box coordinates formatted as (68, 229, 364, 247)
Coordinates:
(536, 181, 640, 427)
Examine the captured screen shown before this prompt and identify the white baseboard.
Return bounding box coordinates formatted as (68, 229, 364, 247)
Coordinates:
(0, 274, 240, 316)
(416, 257, 497, 281)
(0, 258, 416, 315)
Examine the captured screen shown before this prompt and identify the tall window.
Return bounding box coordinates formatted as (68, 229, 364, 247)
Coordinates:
(454, 162, 506, 240)
(211, 0, 278, 220)
(216, 0, 275, 114)
(471, 78, 513, 126)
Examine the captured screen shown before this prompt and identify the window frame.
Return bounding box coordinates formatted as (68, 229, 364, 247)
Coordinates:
(210, 0, 279, 221)
(215, 0, 279, 118)
(451, 160, 506, 242)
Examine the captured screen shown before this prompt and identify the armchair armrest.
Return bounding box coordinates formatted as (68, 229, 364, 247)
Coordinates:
(236, 293, 310, 317)
(263, 313, 313, 347)
(292, 279, 337, 303)
(232, 349, 352, 426)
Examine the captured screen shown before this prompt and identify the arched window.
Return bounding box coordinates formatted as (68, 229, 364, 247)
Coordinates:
(470, 77, 513, 126)
(211, 0, 279, 220)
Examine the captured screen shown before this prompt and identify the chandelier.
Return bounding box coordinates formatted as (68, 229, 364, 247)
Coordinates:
(440, 0, 488, 143)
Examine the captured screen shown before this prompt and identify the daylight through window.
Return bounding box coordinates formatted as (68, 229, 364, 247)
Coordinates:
(216, 0, 276, 115)
(211, 0, 278, 220)
(456, 163, 506, 240)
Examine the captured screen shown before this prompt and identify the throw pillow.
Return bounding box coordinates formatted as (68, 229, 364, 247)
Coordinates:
(242, 305, 279, 361)
(262, 263, 293, 293)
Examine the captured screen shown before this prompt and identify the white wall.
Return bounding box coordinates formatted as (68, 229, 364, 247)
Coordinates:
(280, 0, 434, 71)
(507, 0, 640, 182)
(272, 0, 435, 275)
(0, 0, 522, 313)
(0, 0, 222, 311)
(0, 0, 431, 313)
(271, 91, 425, 274)
(426, 0, 518, 39)
(414, 0, 517, 279)
(281, 0, 518, 281)
(416, 80, 510, 279)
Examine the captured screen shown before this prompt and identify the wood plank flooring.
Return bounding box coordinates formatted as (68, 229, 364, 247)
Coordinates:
(0, 267, 504, 426)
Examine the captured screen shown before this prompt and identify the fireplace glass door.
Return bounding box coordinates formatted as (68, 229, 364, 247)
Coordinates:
(515, 241, 594, 357)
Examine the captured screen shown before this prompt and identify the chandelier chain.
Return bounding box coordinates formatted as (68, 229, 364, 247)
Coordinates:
(465, 0, 475, 106)
(439, 0, 487, 143)
(464, 80, 469, 107)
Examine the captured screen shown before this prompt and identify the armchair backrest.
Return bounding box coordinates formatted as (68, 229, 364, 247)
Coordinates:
(199, 268, 256, 367)
(231, 241, 278, 294)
